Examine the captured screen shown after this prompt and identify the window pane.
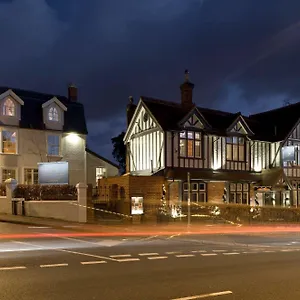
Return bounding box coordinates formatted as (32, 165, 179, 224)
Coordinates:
(236, 193, 242, 204)
(233, 145, 238, 161)
(3, 99, 15, 116)
(180, 139, 186, 156)
(192, 183, 198, 191)
(195, 141, 201, 157)
(180, 132, 186, 138)
(243, 183, 249, 191)
(24, 168, 32, 185)
(199, 193, 206, 203)
(232, 137, 238, 144)
(2, 131, 17, 154)
(199, 183, 205, 191)
(230, 183, 236, 191)
(183, 192, 188, 201)
(183, 183, 188, 191)
(2, 169, 16, 183)
(236, 183, 242, 191)
(229, 193, 235, 203)
(226, 144, 232, 160)
(47, 135, 60, 156)
(242, 192, 248, 204)
(239, 145, 244, 161)
(33, 169, 38, 184)
(187, 140, 193, 157)
(239, 137, 244, 144)
(191, 193, 198, 202)
(195, 132, 201, 140)
(226, 137, 232, 143)
(187, 131, 193, 139)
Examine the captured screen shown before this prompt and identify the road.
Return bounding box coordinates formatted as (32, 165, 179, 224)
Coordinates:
(1, 222, 300, 299)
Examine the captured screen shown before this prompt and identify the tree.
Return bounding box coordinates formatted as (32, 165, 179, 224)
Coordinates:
(112, 131, 126, 174)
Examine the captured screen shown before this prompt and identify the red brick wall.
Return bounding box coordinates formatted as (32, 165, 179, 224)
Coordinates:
(168, 181, 180, 205)
(207, 182, 225, 204)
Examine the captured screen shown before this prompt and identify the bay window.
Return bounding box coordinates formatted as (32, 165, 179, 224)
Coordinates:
(226, 136, 245, 161)
(179, 131, 202, 158)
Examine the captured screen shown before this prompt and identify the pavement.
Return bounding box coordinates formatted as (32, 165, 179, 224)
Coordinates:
(2, 220, 300, 299)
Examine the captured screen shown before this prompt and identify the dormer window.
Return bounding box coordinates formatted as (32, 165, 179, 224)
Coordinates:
(48, 107, 59, 121)
(3, 99, 15, 116)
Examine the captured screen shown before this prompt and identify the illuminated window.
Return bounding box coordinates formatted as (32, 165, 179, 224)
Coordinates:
(48, 107, 59, 121)
(179, 131, 202, 158)
(183, 181, 206, 203)
(2, 169, 16, 183)
(226, 136, 245, 161)
(3, 99, 15, 116)
(96, 167, 106, 184)
(47, 135, 60, 156)
(24, 168, 38, 185)
(2, 131, 17, 154)
(229, 183, 249, 204)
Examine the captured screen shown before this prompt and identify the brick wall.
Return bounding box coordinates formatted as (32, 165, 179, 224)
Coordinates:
(207, 181, 225, 204)
(168, 181, 180, 205)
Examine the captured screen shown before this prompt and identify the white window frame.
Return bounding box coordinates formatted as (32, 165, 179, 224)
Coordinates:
(2, 168, 17, 183)
(96, 167, 106, 185)
(46, 133, 61, 156)
(23, 168, 38, 185)
(48, 106, 59, 122)
(1, 129, 18, 155)
(2, 98, 16, 117)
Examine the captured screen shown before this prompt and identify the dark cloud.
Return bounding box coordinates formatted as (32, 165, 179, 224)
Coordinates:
(1, 0, 300, 160)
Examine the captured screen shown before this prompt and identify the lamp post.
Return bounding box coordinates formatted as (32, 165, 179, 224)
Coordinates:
(187, 172, 191, 227)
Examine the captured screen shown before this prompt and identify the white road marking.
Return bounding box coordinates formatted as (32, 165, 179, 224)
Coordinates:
(242, 251, 258, 254)
(40, 263, 68, 268)
(201, 253, 217, 256)
(138, 253, 159, 256)
(280, 249, 294, 252)
(110, 254, 131, 258)
(0, 266, 26, 271)
(148, 256, 168, 260)
(212, 250, 226, 252)
(116, 258, 140, 262)
(191, 250, 207, 253)
(60, 249, 118, 262)
(80, 261, 107, 265)
(167, 234, 181, 239)
(12, 240, 44, 250)
(263, 250, 275, 253)
(166, 251, 181, 254)
(171, 290, 233, 299)
(223, 252, 239, 255)
(176, 254, 195, 258)
(28, 226, 51, 229)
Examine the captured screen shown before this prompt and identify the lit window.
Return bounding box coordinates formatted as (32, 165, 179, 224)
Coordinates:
(48, 107, 59, 121)
(2, 131, 17, 154)
(47, 135, 60, 156)
(226, 136, 245, 161)
(24, 168, 38, 185)
(3, 99, 15, 116)
(2, 169, 16, 183)
(179, 131, 202, 158)
(96, 167, 106, 184)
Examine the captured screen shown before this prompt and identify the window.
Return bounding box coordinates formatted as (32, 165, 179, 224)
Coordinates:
(47, 135, 60, 156)
(24, 168, 38, 185)
(229, 183, 249, 204)
(2, 131, 17, 154)
(226, 136, 245, 161)
(96, 167, 106, 185)
(48, 107, 59, 121)
(179, 131, 202, 158)
(3, 99, 15, 116)
(2, 169, 16, 183)
(183, 181, 206, 203)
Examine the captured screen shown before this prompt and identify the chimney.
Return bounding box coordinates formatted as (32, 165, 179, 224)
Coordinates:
(180, 69, 195, 110)
(126, 96, 135, 127)
(68, 84, 78, 102)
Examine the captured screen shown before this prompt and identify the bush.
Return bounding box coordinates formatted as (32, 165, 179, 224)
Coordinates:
(14, 184, 77, 201)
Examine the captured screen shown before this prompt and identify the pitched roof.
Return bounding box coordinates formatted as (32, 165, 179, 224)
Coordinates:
(85, 148, 119, 168)
(134, 96, 300, 142)
(0, 87, 88, 134)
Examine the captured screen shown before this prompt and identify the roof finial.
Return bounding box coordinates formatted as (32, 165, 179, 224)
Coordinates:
(184, 69, 189, 82)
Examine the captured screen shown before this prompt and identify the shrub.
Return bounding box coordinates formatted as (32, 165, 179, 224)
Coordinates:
(14, 184, 77, 201)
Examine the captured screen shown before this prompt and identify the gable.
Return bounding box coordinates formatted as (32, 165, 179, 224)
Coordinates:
(42, 97, 67, 111)
(0, 89, 24, 105)
(229, 121, 248, 134)
(124, 100, 162, 142)
(183, 114, 204, 129)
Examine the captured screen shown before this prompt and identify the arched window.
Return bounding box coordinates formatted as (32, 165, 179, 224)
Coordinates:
(48, 107, 59, 121)
(3, 99, 15, 116)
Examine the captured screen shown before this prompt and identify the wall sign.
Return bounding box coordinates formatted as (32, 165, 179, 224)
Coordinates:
(38, 162, 69, 185)
(131, 196, 143, 215)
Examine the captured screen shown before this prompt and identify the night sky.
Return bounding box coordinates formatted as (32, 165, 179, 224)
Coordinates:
(1, 0, 300, 162)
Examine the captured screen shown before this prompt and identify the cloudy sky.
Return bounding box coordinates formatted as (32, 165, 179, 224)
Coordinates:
(1, 0, 300, 162)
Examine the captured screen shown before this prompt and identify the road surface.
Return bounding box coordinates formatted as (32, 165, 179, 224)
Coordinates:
(1, 221, 300, 299)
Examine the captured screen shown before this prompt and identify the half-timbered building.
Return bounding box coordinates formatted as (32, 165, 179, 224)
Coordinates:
(121, 71, 300, 208)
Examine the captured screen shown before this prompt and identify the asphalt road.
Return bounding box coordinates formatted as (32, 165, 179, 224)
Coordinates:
(1, 222, 300, 299)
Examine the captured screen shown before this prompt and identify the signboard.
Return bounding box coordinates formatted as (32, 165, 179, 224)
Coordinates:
(282, 146, 295, 162)
(38, 162, 69, 185)
(131, 196, 143, 215)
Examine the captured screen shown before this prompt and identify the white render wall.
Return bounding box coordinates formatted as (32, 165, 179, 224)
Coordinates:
(0, 127, 87, 185)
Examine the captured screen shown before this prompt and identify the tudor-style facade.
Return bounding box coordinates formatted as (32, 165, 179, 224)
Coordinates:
(0, 85, 118, 186)
(123, 71, 300, 207)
